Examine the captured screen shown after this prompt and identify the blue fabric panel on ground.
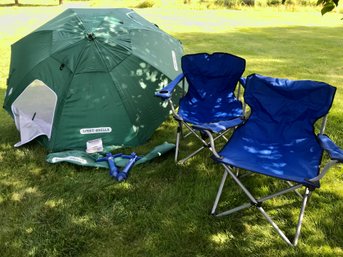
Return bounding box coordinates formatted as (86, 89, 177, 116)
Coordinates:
(217, 74, 336, 186)
(178, 52, 245, 124)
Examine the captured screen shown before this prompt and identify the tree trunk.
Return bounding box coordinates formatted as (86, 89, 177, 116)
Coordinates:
(59, 0, 63, 5)
(14, 0, 19, 5)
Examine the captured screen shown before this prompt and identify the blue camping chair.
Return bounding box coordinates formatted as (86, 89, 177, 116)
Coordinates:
(155, 53, 246, 164)
(209, 74, 343, 246)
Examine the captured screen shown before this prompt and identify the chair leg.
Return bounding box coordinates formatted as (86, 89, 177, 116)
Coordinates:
(175, 122, 208, 164)
(176, 125, 234, 164)
(211, 170, 228, 215)
(178, 146, 205, 164)
(257, 206, 294, 246)
(237, 171, 252, 179)
(216, 202, 252, 217)
(222, 134, 229, 142)
(175, 123, 182, 163)
(293, 187, 311, 246)
(286, 181, 303, 199)
(214, 164, 312, 246)
(258, 187, 311, 246)
(234, 167, 240, 177)
(180, 130, 228, 163)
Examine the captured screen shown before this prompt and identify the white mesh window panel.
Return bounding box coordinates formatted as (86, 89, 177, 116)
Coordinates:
(11, 79, 57, 147)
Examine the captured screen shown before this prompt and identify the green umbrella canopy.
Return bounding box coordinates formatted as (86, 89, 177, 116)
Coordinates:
(3, 8, 183, 152)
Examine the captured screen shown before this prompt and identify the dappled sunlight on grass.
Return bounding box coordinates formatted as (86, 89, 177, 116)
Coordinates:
(210, 232, 232, 246)
(44, 198, 64, 208)
(112, 180, 135, 191)
(0, 5, 342, 257)
(71, 214, 95, 227)
(1, 176, 27, 191)
(28, 166, 44, 176)
(10, 186, 39, 202)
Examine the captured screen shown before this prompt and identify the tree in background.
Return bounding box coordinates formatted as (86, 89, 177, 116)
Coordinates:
(10, 0, 339, 14)
(13, 0, 63, 5)
(318, 0, 340, 14)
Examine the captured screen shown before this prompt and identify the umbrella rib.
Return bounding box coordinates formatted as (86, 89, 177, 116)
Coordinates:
(107, 71, 140, 145)
(92, 40, 114, 73)
(49, 42, 90, 150)
(94, 39, 132, 72)
(92, 41, 139, 140)
(5, 34, 84, 104)
(70, 9, 90, 33)
(50, 37, 87, 57)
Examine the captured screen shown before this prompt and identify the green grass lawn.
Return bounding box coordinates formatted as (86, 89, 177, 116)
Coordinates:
(0, 4, 343, 257)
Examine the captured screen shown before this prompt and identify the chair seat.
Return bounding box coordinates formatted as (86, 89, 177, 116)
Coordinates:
(178, 98, 243, 125)
(217, 130, 323, 187)
(191, 117, 244, 133)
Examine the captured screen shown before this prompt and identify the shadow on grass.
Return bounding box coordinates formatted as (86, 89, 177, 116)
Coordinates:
(0, 88, 18, 146)
(205, 172, 343, 250)
(0, 25, 342, 256)
(120, 162, 343, 256)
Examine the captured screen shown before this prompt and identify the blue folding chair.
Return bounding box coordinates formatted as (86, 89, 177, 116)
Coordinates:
(155, 52, 246, 164)
(209, 74, 343, 246)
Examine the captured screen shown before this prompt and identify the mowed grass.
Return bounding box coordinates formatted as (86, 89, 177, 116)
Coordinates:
(1, 5, 343, 257)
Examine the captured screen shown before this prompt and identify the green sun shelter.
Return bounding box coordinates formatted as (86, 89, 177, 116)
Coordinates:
(3, 8, 183, 152)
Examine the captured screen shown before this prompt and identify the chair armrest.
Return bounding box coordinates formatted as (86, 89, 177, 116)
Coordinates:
(202, 129, 221, 159)
(318, 134, 343, 163)
(155, 73, 185, 100)
(239, 77, 246, 88)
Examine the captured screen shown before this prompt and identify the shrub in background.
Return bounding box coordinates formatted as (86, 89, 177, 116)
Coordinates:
(135, 0, 156, 8)
(214, 0, 243, 7)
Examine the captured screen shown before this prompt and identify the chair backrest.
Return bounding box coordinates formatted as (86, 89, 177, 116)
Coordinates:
(243, 74, 336, 142)
(179, 52, 246, 123)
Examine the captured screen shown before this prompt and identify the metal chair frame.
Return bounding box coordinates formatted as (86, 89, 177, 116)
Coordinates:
(166, 79, 246, 164)
(207, 112, 342, 246)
